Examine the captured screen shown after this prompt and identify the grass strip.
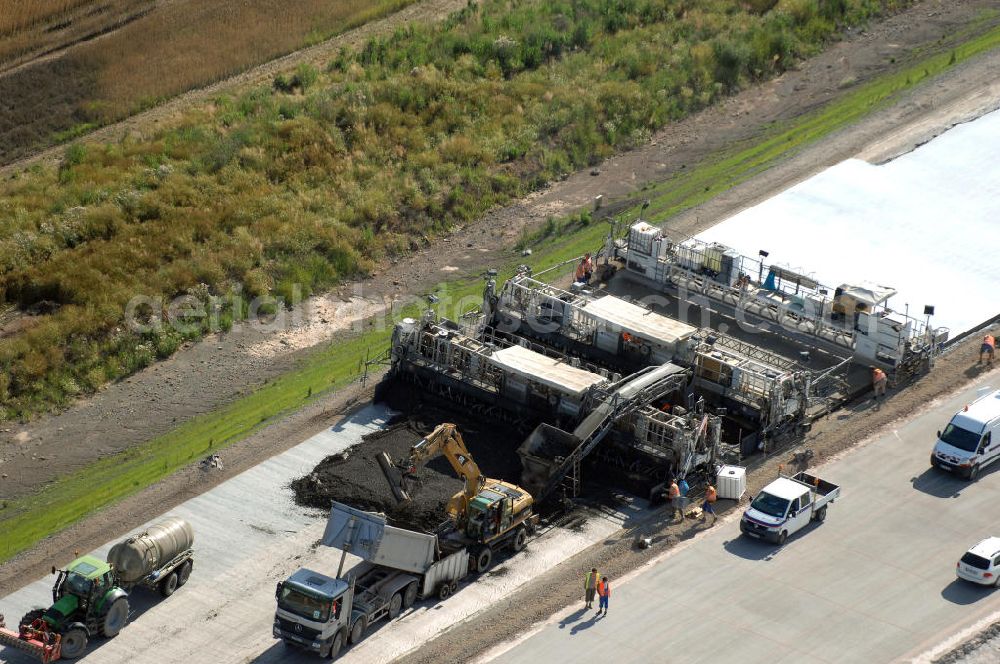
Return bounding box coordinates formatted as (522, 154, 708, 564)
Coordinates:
(4, 19, 1000, 562)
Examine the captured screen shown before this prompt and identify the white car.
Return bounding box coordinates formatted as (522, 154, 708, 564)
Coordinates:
(956, 537, 1000, 586)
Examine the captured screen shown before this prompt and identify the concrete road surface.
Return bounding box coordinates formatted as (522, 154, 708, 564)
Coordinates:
(0, 404, 630, 664)
(482, 378, 1000, 664)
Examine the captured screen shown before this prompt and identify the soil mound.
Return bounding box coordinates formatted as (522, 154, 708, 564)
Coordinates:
(291, 380, 526, 532)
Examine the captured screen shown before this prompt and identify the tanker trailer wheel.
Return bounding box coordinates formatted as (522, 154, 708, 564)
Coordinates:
(177, 560, 193, 587)
(388, 593, 403, 619)
(100, 598, 130, 637)
(159, 572, 179, 598)
(402, 582, 418, 609)
(349, 617, 367, 645)
(438, 583, 451, 601)
(59, 628, 89, 659)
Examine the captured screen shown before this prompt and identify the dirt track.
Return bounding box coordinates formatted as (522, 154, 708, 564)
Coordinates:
(2, 0, 1000, 606)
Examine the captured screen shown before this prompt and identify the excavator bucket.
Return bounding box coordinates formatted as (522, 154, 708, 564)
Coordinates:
(0, 615, 61, 663)
(377, 451, 411, 503)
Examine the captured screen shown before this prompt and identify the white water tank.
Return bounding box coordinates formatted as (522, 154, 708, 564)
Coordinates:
(716, 465, 746, 500)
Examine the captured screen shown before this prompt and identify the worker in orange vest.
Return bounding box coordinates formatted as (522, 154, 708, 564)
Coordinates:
(980, 334, 995, 366)
(667, 478, 683, 520)
(702, 484, 718, 524)
(871, 366, 887, 403)
(596, 576, 611, 616)
(574, 253, 593, 284)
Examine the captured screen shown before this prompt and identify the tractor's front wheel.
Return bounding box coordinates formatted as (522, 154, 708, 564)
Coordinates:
(100, 597, 130, 637)
(59, 628, 89, 659)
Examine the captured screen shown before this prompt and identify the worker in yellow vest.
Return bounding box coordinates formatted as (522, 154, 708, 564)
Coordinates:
(583, 568, 599, 609)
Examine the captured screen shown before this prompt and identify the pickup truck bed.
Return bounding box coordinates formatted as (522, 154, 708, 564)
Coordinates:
(790, 471, 840, 508)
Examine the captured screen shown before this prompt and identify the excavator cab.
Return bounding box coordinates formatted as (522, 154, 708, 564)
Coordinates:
(464, 490, 517, 542)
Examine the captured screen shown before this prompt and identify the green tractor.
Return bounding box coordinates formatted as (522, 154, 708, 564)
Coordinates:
(16, 555, 130, 660)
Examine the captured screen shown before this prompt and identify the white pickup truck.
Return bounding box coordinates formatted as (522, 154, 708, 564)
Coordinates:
(740, 471, 840, 545)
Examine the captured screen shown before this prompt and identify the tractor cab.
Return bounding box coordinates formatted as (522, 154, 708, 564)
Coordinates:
(47, 557, 116, 627)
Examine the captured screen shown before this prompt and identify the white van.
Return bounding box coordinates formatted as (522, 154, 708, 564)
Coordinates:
(931, 389, 1000, 480)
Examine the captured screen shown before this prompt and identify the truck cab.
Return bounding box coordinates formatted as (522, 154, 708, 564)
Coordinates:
(931, 390, 1000, 480)
(274, 569, 350, 657)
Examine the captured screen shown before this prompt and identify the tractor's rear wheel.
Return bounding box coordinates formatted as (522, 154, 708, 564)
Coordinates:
(59, 628, 88, 659)
(177, 560, 193, 587)
(159, 572, 179, 598)
(100, 597, 130, 637)
(18, 608, 45, 629)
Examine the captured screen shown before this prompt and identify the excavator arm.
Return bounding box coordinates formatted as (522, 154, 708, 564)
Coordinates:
(378, 423, 484, 516)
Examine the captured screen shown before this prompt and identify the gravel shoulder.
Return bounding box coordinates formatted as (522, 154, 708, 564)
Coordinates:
(2, 0, 1000, 602)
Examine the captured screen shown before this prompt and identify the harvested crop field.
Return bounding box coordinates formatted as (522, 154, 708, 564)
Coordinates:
(0, 0, 415, 163)
(290, 381, 526, 532)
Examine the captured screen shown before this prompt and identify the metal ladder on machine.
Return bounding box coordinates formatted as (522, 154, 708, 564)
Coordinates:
(541, 370, 689, 503)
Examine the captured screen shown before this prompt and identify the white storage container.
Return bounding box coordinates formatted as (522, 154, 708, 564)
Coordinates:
(716, 465, 747, 500)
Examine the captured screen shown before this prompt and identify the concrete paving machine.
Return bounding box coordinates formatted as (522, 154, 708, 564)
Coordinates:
(378, 423, 538, 572)
(0, 517, 193, 662)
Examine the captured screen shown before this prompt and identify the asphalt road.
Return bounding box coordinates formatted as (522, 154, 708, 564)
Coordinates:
(483, 378, 1000, 664)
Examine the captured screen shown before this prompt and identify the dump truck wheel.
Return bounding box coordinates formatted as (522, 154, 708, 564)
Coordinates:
(59, 628, 89, 659)
(100, 598, 130, 637)
(177, 560, 193, 587)
(474, 547, 493, 573)
(402, 582, 418, 609)
(159, 572, 179, 598)
(438, 583, 451, 600)
(388, 593, 403, 619)
(19, 608, 45, 629)
(328, 631, 343, 659)
(512, 527, 527, 552)
(349, 617, 366, 645)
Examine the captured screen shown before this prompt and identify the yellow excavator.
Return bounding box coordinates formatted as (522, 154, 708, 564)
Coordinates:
(378, 423, 537, 572)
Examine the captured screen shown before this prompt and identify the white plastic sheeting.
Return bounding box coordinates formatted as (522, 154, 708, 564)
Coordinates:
(697, 108, 1000, 337)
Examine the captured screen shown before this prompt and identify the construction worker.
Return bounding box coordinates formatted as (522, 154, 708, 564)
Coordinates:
(667, 478, 683, 520)
(596, 576, 611, 615)
(980, 334, 995, 366)
(584, 568, 599, 609)
(702, 483, 717, 524)
(677, 476, 690, 517)
(575, 253, 594, 284)
(871, 366, 887, 402)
